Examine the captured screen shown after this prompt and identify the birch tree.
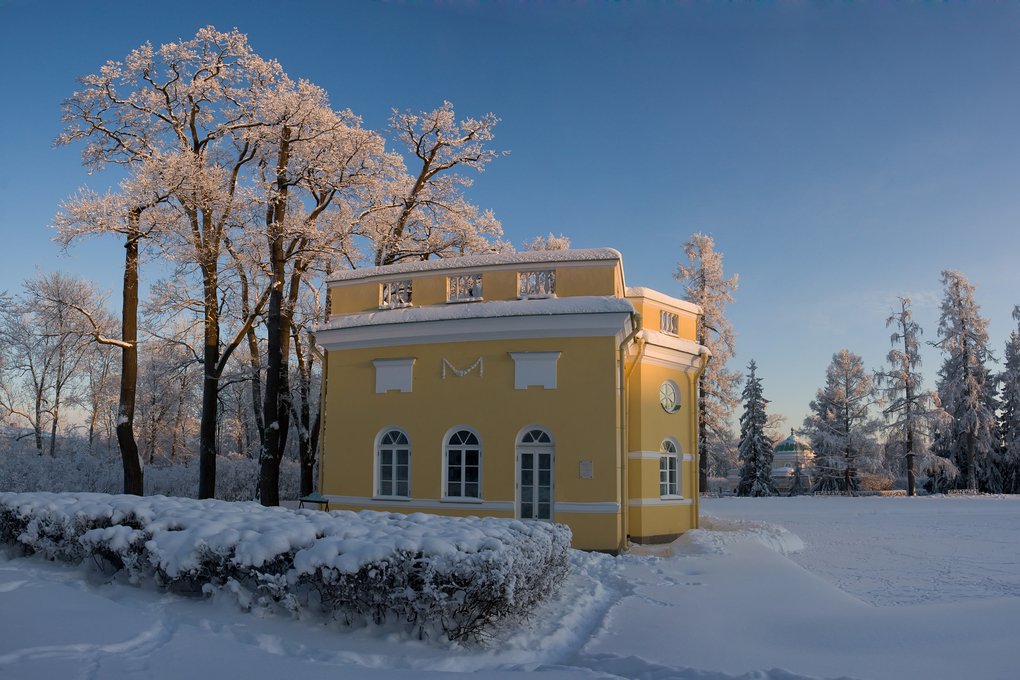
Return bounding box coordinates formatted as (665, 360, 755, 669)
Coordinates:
(804, 349, 880, 493)
(878, 297, 948, 496)
(674, 233, 739, 491)
(930, 270, 999, 492)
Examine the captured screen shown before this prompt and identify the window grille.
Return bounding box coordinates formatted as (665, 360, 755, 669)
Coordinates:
(448, 274, 483, 301)
(660, 310, 679, 336)
(377, 430, 410, 497)
(380, 280, 412, 308)
(518, 270, 556, 297)
(446, 429, 481, 498)
(660, 440, 679, 497)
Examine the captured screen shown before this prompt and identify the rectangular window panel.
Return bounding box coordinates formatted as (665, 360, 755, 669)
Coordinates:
(538, 503, 551, 520)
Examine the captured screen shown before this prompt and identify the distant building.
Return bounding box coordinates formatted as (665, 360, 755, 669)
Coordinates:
(313, 248, 710, 553)
(770, 429, 815, 493)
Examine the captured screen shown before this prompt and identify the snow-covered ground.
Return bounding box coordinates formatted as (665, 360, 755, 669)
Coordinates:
(2, 495, 1018, 680)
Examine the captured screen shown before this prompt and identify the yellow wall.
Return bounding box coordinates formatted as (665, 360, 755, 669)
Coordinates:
(483, 271, 518, 300)
(331, 282, 380, 315)
(557, 265, 617, 298)
(411, 276, 447, 307)
(320, 335, 623, 550)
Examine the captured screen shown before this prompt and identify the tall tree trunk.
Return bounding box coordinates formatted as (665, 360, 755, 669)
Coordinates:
(116, 227, 143, 495)
(198, 272, 221, 499)
(905, 423, 916, 497)
(260, 129, 291, 507)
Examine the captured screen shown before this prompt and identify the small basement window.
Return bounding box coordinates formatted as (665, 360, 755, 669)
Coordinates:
(448, 274, 483, 302)
(380, 280, 412, 308)
(518, 270, 556, 298)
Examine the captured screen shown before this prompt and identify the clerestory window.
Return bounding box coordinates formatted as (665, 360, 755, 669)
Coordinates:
(660, 310, 679, 336)
(448, 274, 483, 302)
(380, 280, 412, 308)
(518, 270, 556, 298)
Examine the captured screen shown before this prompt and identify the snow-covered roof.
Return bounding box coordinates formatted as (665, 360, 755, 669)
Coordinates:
(626, 287, 701, 315)
(636, 329, 711, 357)
(316, 295, 636, 331)
(327, 248, 623, 284)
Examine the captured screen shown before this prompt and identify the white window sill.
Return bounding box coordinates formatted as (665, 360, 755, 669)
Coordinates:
(372, 495, 412, 502)
(440, 496, 484, 504)
(659, 495, 685, 501)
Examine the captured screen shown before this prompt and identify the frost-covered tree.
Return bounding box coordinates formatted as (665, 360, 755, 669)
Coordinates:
(878, 297, 949, 496)
(804, 349, 880, 494)
(997, 306, 1020, 493)
(525, 233, 571, 251)
(674, 233, 739, 491)
(736, 360, 777, 497)
(929, 270, 999, 492)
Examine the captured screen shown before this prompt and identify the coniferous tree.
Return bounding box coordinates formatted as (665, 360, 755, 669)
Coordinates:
(930, 270, 999, 492)
(737, 360, 777, 497)
(675, 233, 739, 491)
(878, 297, 948, 496)
(804, 349, 879, 494)
(998, 306, 1020, 493)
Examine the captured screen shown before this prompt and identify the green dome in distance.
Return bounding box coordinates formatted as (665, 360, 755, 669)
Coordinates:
(774, 428, 814, 454)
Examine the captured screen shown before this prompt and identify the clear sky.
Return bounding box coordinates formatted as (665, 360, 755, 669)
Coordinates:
(1, 0, 1018, 430)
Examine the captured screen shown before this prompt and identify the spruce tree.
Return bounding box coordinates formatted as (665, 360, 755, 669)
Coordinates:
(930, 270, 999, 492)
(737, 360, 777, 497)
(998, 306, 1020, 493)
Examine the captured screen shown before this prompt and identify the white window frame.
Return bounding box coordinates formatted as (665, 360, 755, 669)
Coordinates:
(442, 426, 483, 502)
(660, 310, 679, 336)
(660, 437, 681, 498)
(375, 427, 411, 499)
(380, 280, 413, 309)
(448, 274, 483, 302)
(518, 270, 556, 298)
(515, 425, 555, 522)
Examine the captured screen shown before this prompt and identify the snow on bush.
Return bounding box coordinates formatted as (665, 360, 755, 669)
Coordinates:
(0, 492, 570, 641)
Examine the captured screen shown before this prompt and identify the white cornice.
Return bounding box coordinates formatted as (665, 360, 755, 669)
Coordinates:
(316, 311, 634, 351)
(628, 497, 694, 507)
(638, 343, 708, 373)
(323, 494, 515, 512)
(554, 502, 621, 514)
(625, 287, 701, 316)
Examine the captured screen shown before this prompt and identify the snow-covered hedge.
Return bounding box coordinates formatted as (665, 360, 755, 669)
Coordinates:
(0, 492, 570, 641)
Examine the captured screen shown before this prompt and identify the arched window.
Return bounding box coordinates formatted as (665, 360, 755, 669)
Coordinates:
(445, 428, 481, 498)
(377, 428, 410, 497)
(517, 426, 554, 521)
(660, 438, 680, 497)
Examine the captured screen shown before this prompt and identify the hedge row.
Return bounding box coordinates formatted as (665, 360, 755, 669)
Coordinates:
(0, 492, 571, 641)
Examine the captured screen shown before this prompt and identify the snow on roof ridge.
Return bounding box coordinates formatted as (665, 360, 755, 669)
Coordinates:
(626, 287, 701, 314)
(328, 248, 623, 282)
(315, 295, 635, 331)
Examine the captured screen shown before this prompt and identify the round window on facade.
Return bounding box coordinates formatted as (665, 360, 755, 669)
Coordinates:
(659, 380, 681, 414)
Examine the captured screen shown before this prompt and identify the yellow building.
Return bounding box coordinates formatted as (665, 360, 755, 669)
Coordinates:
(313, 248, 710, 553)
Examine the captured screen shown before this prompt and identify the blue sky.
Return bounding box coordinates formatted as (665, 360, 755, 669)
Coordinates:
(1, 0, 1018, 430)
